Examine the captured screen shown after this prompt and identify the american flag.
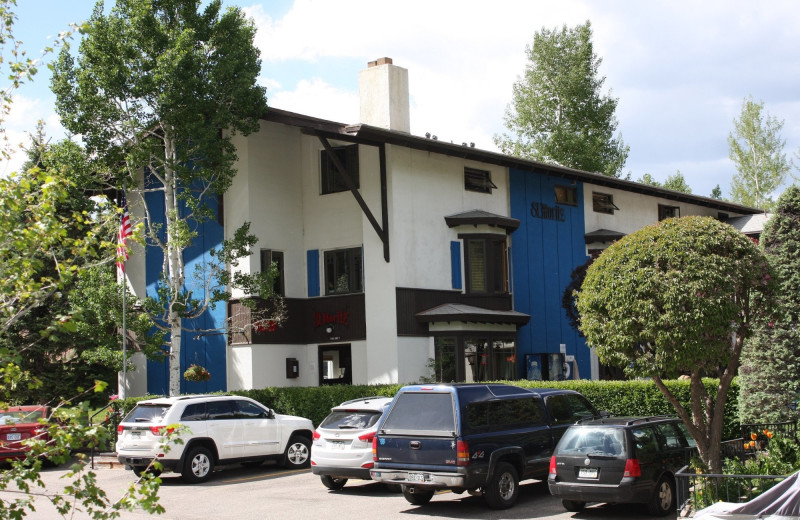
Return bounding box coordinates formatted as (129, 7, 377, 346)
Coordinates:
(117, 196, 132, 272)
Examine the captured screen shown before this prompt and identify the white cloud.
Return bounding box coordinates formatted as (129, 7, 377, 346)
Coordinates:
(269, 78, 359, 123)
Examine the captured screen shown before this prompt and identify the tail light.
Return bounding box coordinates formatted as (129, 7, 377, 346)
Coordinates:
(149, 426, 175, 436)
(312, 431, 320, 441)
(549, 456, 557, 476)
(624, 458, 641, 477)
(457, 440, 470, 466)
(117, 424, 124, 434)
(372, 436, 378, 462)
(358, 432, 375, 443)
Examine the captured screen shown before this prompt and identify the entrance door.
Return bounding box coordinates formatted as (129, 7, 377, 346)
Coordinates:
(318, 344, 352, 385)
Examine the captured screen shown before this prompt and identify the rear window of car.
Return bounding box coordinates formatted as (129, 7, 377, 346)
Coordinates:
(381, 392, 455, 433)
(123, 404, 171, 423)
(558, 426, 626, 457)
(321, 410, 383, 430)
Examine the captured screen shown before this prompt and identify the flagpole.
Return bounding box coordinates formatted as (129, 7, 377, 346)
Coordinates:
(121, 182, 127, 400)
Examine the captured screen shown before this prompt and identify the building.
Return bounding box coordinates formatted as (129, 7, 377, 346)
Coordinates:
(121, 58, 761, 396)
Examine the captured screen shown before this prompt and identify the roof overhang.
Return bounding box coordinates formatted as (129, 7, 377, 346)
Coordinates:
(585, 228, 626, 244)
(445, 210, 520, 233)
(416, 303, 530, 326)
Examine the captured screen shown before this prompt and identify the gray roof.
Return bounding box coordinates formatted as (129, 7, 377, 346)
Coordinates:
(725, 213, 770, 235)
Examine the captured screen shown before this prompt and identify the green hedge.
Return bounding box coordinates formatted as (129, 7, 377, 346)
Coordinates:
(112, 379, 740, 439)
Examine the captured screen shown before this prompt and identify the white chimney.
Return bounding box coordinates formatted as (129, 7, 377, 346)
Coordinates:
(358, 57, 410, 133)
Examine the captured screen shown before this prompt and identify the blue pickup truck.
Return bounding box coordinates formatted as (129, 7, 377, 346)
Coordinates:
(370, 383, 601, 509)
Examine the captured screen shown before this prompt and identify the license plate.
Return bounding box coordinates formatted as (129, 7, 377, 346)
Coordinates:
(130, 431, 141, 438)
(578, 467, 598, 479)
(328, 441, 346, 450)
(408, 472, 426, 482)
(6, 433, 20, 441)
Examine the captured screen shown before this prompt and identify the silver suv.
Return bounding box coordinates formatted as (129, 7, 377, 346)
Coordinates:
(116, 395, 314, 483)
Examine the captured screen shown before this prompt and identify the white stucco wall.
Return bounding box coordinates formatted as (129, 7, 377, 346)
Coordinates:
(388, 148, 510, 289)
(583, 184, 747, 238)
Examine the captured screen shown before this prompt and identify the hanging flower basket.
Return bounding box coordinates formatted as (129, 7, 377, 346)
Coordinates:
(184, 364, 211, 382)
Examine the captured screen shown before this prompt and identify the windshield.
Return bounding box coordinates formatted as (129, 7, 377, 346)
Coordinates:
(558, 426, 626, 457)
(122, 404, 170, 424)
(381, 392, 455, 433)
(320, 410, 383, 430)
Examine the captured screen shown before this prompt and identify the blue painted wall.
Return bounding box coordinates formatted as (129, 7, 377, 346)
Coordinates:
(144, 176, 227, 395)
(509, 168, 591, 379)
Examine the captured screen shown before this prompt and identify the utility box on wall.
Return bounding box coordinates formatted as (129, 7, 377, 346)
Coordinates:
(286, 358, 299, 379)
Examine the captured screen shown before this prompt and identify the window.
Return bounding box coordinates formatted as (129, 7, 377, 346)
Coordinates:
(433, 337, 457, 383)
(658, 204, 680, 221)
(321, 144, 359, 194)
(180, 403, 207, 422)
(234, 400, 268, 419)
(554, 185, 578, 206)
(260, 249, 285, 296)
(464, 237, 508, 294)
(324, 247, 363, 295)
(464, 167, 497, 193)
(592, 192, 619, 214)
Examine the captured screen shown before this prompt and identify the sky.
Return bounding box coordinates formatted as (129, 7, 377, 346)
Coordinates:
(7, 0, 800, 199)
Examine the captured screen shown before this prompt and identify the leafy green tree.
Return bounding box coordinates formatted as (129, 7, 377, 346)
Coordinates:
(662, 170, 692, 193)
(739, 186, 800, 422)
(0, 2, 169, 516)
(52, 0, 277, 396)
(728, 97, 792, 211)
(637, 173, 660, 187)
(711, 184, 723, 200)
(637, 171, 692, 193)
(576, 216, 776, 472)
(495, 21, 629, 177)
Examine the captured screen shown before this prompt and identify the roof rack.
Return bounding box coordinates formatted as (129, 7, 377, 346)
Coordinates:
(624, 415, 678, 426)
(338, 396, 390, 406)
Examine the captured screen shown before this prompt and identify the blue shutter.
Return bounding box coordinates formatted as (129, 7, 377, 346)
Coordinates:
(450, 241, 462, 290)
(307, 249, 320, 297)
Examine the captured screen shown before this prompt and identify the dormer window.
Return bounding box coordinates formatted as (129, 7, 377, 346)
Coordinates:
(592, 192, 619, 214)
(464, 168, 497, 194)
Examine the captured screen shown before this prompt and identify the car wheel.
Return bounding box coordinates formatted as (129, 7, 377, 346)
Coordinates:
(181, 446, 214, 484)
(563, 499, 586, 512)
(647, 476, 675, 516)
(282, 436, 310, 468)
(402, 485, 435, 505)
(484, 461, 519, 509)
(320, 475, 348, 490)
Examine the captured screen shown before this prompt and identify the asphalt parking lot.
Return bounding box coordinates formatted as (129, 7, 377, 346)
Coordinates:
(3, 458, 678, 520)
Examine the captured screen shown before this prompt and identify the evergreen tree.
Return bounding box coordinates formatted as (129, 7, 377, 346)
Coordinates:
(495, 21, 628, 177)
(738, 186, 800, 422)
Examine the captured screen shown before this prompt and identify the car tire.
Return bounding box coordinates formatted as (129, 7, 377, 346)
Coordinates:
(181, 446, 214, 484)
(402, 485, 435, 505)
(647, 476, 675, 516)
(484, 461, 520, 509)
(562, 499, 586, 512)
(282, 436, 311, 468)
(320, 475, 348, 490)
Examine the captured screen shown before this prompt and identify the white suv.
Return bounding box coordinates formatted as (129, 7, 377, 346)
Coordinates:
(311, 396, 393, 490)
(116, 395, 314, 483)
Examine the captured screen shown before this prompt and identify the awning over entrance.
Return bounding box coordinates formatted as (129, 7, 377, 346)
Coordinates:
(444, 210, 520, 233)
(584, 228, 626, 244)
(416, 303, 530, 326)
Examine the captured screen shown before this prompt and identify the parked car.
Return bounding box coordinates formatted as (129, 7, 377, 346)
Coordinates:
(0, 405, 54, 463)
(370, 383, 602, 509)
(547, 416, 696, 516)
(116, 394, 314, 483)
(311, 396, 393, 490)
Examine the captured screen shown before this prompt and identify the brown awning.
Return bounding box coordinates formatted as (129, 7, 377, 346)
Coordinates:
(444, 210, 520, 233)
(416, 303, 530, 326)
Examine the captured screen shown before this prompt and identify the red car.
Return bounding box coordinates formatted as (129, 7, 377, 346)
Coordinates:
(0, 405, 52, 462)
